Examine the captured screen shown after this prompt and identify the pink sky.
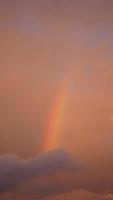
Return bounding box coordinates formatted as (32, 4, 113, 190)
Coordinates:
(0, 0, 113, 199)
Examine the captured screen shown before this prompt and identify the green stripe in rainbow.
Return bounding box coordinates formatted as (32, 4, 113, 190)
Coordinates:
(43, 78, 69, 151)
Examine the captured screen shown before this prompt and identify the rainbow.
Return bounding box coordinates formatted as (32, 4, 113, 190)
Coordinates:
(43, 78, 69, 151)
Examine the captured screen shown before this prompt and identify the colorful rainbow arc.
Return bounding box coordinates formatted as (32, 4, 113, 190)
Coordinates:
(43, 78, 69, 151)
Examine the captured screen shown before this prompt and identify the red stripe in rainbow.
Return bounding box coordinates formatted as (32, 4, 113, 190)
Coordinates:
(43, 78, 69, 151)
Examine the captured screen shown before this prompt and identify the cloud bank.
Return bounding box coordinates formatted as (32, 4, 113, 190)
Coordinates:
(0, 149, 113, 199)
(0, 149, 79, 198)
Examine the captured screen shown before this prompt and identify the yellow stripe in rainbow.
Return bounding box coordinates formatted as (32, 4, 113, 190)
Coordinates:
(44, 78, 69, 151)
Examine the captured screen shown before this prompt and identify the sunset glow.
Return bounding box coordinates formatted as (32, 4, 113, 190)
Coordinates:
(0, 0, 113, 199)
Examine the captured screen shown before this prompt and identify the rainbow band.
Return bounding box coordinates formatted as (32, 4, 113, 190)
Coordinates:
(44, 78, 69, 151)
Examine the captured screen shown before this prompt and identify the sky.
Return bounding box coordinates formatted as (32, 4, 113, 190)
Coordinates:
(0, 0, 113, 199)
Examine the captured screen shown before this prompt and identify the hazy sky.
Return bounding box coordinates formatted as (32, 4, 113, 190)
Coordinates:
(0, 0, 113, 199)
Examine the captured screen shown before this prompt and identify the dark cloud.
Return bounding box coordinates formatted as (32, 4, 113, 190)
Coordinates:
(0, 148, 79, 196)
(1, 149, 113, 199)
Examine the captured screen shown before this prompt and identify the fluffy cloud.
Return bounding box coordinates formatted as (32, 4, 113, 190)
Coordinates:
(0, 148, 79, 198)
(0, 149, 113, 199)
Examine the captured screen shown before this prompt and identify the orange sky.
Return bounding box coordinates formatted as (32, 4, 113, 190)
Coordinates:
(0, 0, 113, 199)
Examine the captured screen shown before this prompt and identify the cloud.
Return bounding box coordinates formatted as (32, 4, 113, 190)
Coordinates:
(1, 149, 113, 199)
(42, 190, 113, 200)
(0, 148, 79, 197)
(0, 149, 113, 199)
